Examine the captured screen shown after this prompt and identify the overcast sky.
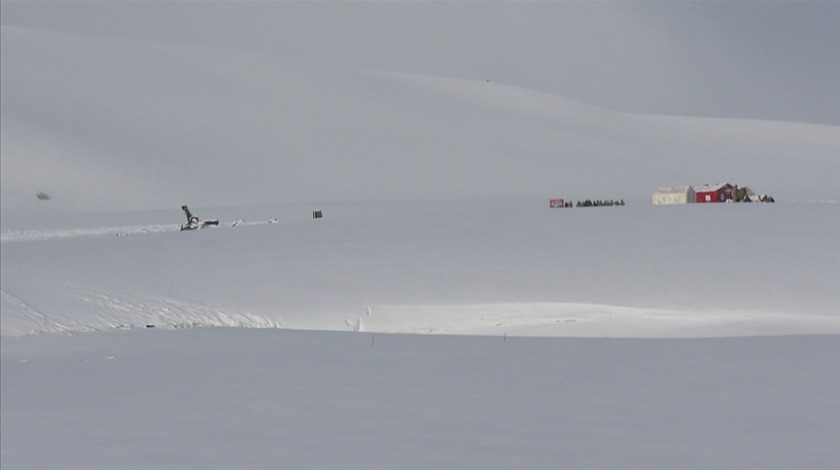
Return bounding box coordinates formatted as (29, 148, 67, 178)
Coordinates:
(2, 1, 838, 125)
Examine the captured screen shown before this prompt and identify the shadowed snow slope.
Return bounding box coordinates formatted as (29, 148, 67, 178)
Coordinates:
(2, 25, 838, 220)
(2, 329, 839, 469)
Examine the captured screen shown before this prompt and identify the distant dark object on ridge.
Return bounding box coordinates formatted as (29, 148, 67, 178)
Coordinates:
(36, 192, 50, 201)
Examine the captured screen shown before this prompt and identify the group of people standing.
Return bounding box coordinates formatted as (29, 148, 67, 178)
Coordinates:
(575, 199, 626, 207)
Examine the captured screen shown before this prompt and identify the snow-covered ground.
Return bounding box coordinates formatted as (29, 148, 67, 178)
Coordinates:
(2, 7, 840, 468)
(2, 200, 839, 468)
(2, 200, 839, 338)
(3, 329, 838, 470)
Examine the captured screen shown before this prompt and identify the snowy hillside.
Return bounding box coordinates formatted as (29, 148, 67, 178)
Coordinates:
(2, 26, 838, 220)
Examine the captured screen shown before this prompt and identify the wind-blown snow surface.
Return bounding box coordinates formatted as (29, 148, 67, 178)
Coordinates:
(3, 329, 838, 470)
(2, 201, 838, 338)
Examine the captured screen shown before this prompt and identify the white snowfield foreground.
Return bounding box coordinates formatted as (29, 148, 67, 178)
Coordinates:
(2, 328, 837, 470)
(2, 201, 838, 338)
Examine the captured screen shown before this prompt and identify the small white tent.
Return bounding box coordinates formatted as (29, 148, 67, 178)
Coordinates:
(652, 186, 696, 205)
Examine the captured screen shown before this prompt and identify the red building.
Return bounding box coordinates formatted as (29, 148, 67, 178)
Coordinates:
(549, 198, 565, 208)
(693, 183, 733, 203)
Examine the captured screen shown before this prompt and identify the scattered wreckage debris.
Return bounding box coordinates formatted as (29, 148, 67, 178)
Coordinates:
(180, 205, 220, 231)
(178, 206, 284, 232)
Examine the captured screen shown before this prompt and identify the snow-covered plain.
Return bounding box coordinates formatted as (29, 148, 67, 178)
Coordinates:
(2, 17, 840, 470)
(2, 200, 839, 338)
(3, 329, 838, 470)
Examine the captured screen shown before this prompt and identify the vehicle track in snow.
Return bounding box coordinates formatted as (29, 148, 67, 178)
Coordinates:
(0, 224, 180, 242)
(1, 219, 279, 242)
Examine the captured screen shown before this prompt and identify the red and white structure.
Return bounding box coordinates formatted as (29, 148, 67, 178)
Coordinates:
(693, 183, 733, 203)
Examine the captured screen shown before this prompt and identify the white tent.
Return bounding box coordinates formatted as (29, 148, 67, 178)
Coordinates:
(652, 186, 696, 205)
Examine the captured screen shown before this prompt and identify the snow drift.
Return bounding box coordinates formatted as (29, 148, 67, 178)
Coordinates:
(2, 200, 837, 338)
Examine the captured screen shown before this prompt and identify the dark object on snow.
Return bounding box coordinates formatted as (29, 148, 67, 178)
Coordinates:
(146, 324, 155, 328)
(180, 205, 219, 231)
(182, 205, 195, 221)
(313, 210, 323, 219)
(36, 192, 50, 200)
(733, 186, 750, 202)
